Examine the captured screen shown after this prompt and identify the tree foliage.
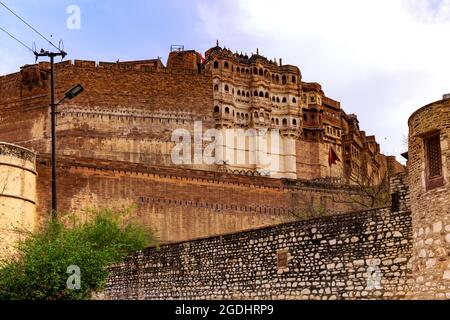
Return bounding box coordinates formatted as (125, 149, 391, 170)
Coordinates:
(0, 207, 156, 300)
(345, 168, 390, 209)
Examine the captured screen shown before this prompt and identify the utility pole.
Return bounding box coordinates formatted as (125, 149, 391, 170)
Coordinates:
(34, 49, 67, 219)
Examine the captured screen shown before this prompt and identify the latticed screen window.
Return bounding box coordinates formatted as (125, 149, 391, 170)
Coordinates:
(426, 135, 442, 177)
(425, 133, 443, 190)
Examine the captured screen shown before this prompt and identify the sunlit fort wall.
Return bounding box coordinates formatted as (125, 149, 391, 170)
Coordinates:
(0, 142, 37, 258)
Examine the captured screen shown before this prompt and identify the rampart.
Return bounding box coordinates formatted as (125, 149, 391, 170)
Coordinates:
(105, 204, 412, 300)
(36, 154, 367, 243)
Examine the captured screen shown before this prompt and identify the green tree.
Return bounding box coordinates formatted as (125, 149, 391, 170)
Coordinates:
(0, 207, 156, 300)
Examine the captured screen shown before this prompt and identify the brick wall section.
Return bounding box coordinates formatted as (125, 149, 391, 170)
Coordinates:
(104, 208, 412, 300)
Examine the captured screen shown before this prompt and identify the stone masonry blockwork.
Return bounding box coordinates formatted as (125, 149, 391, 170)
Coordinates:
(105, 207, 412, 300)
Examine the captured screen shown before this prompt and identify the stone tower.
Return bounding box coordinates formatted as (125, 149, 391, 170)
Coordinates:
(0, 142, 37, 258)
(408, 97, 450, 299)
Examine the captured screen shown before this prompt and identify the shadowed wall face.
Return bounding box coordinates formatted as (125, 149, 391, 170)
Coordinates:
(35, 156, 366, 243)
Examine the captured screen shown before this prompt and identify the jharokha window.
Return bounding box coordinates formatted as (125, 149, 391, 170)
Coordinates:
(424, 133, 444, 190)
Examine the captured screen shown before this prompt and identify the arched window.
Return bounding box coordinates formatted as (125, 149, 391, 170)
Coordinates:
(245, 69, 249, 74)
(237, 67, 240, 73)
(282, 75, 287, 84)
(254, 112, 258, 118)
(282, 97, 287, 103)
(276, 75, 280, 83)
(265, 92, 269, 99)
(246, 92, 250, 97)
(214, 106, 220, 113)
(292, 76, 296, 83)
(271, 74, 275, 82)
(293, 119, 297, 126)
(276, 119, 279, 125)
(224, 62, 229, 69)
(225, 85, 229, 92)
(292, 97, 297, 103)
(225, 107, 230, 114)
(241, 113, 244, 120)
(276, 97, 280, 103)
(245, 114, 249, 120)
(282, 119, 287, 126)
(254, 67, 258, 74)
(259, 91, 264, 97)
(237, 112, 240, 118)
(259, 69, 263, 76)
(264, 70, 268, 77)
(213, 61, 219, 69)
(214, 84, 219, 91)
(237, 90, 241, 96)
(271, 118, 274, 124)
(254, 90, 258, 96)
(272, 97, 275, 102)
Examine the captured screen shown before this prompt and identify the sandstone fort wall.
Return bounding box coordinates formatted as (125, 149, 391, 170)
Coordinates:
(36, 155, 366, 243)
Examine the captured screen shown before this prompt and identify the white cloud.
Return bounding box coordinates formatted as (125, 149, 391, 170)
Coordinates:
(196, 0, 450, 160)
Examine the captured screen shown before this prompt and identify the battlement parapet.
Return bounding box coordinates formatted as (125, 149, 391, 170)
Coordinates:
(0, 142, 36, 165)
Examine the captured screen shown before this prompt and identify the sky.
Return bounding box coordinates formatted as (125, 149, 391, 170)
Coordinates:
(0, 0, 449, 161)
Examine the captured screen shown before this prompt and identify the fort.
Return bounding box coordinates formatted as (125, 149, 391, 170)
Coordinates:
(0, 44, 404, 244)
(0, 44, 448, 299)
(103, 96, 449, 300)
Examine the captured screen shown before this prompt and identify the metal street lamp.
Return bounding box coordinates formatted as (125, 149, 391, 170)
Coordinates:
(34, 49, 85, 219)
(61, 84, 84, 102)
(48, 84, 84, 218)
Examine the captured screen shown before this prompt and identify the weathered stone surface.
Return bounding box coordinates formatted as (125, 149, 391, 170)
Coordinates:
(104, 208, 412, 300)
(408, 98, 450, 299)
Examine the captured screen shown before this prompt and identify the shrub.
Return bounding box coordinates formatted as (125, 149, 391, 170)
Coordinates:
(0, 207, 156, 300)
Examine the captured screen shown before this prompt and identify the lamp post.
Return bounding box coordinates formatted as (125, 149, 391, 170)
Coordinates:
(46, 84, 84, 219)
(35, 48, 84, 219)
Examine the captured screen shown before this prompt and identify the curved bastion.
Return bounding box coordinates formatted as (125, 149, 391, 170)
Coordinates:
(0, 142, 37, 258)
(408, 98, 450, 299)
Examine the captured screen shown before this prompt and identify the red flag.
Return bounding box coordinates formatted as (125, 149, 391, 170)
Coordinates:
(328, 147, 340, 167)
(199, 53, 205, 64)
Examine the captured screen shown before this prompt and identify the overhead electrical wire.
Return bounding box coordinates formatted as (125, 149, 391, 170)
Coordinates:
(0, 25, 33, 52)
(0, 0, 62, 53)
